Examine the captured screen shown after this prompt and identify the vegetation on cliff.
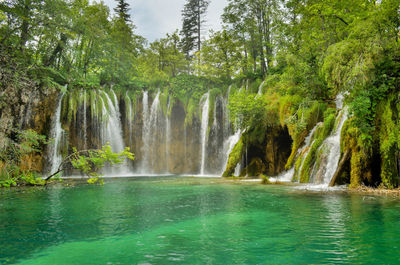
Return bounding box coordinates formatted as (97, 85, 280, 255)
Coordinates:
(1, 0, 399, 188)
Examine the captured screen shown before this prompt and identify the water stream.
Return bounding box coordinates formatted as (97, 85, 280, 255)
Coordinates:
(47, 94, 65, 175)
(199, 92, 210, 175)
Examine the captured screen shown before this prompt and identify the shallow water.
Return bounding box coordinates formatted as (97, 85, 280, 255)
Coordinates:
(1, 177, 400, 264)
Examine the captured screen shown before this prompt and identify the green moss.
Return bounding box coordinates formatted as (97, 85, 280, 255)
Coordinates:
(349, 150, 363, 188)
(159, 92, 169, 117)
(281, 97, 327, 169)
(89, 90, 97, 118)
(293, 151, 304, 182)
(208, 87, 222, 124)
(378, 95, 400, 188)
(222, 137, 244, 177)
(184, 97, 199, 127)
(260, 174, 271, 184)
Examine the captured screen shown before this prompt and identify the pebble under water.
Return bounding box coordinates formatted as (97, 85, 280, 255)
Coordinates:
(1, 177, 400, 264)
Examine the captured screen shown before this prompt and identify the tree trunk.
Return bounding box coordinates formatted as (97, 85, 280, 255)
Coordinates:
(44, 33, 68, 67)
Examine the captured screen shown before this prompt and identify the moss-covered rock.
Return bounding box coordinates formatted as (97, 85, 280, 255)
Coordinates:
(222, 137, 244, 177)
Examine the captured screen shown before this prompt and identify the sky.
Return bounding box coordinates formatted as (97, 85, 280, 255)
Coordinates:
(102, 0, 228, 43)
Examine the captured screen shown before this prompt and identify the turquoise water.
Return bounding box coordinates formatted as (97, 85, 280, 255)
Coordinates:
(1, 177, 400, 264)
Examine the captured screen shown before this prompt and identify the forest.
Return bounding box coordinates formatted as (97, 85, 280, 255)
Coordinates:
(0, 0, 400, 188)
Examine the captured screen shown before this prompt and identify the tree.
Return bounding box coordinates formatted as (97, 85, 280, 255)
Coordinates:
(114, 0, 131, 22)
(46, 144, 135, 184)
(222, 0, 282, 77)
(197, 29, 240, 80)
(180, 0, 210, 61)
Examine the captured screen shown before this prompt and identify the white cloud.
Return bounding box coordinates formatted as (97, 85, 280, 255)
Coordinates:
(100, 0, 227, 42)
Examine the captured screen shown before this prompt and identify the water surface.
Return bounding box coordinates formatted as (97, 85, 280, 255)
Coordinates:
(1, 177, 400, 264)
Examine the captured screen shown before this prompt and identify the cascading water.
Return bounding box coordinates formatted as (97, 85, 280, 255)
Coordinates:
(48, 94, 65, 175)
(295, 123, 322, 180)
(257, 81, 265, 96)
(100, 90, 130, 175)
(199, 92, 210, 175)
(125, 92, 133, 148)
(269, 167, 295, 182)
(221, 129, 241, 175)
(310, 94, 348, 185)
(48, 87, 238, 177)
(141, 91, 162, 173)
(82, 91, 87, 149)
(165, 98, 171, 173)
(140, 91, 150, 172)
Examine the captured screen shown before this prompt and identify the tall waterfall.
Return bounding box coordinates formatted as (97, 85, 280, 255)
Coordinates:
(165, 98, 171, 173)
(141, 91, 162, 173)
(101, 91, 125, 153)
(100, 91, 129, 175)
(199, 92, 210, 175)
(82, 91, 87, 149)
(47, 94, 65, 175)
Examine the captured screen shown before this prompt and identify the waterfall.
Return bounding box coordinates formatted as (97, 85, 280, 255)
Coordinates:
(183, 126, 187, 173)
(311, 94, 348, 185)
(165, 97, 171, 173)
(269, 168, 295, 182)
(318, 109, 348, 184)
(125, 92, 133, 148)
(141, 91, 161, 173)
(234, 163, 241, 177)
(221, 130, 241, 175)
(100, 90, 129, 175)
(48, 94, 65, 175)
(257, 81, 265, 96)
(199, 92, 210, 175)
(296, 123, 322, 180)
(49, 87, 239, 177)
(82, 91, 87, 149)
(141, 91, 149, 172)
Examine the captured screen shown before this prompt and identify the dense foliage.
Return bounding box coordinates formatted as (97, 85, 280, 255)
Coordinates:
(1, 0, 400, 187)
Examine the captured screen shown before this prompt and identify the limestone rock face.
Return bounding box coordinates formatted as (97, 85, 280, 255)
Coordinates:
(0, 68, 59, 172)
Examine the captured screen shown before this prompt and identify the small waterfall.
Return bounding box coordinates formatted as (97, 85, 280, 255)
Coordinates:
(165, 97, 171, 173)
(141, 91, 150, 172)
(318, 109, 348, 184)
(269, 168, 295, 182)
(141, 91, 161, 173)
(234, 163, 241, 177)
(82, 91, 87, 149)
(296, 123, 322, 180)
(221, 130, 241, 175)
(199, 92, 210, 175)
(48, 94, 65, 175)
(100, 90, 129, 175)
(125, 92, 133, 148)
(311, 93, 348, 185)
(257, 80, 265, 96)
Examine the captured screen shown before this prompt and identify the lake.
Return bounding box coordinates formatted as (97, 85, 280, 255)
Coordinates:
(1, 177, 400, 264)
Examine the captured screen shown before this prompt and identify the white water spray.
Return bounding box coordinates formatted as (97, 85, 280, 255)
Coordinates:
(48, 94, 65, 175)
(199, 92, 210, 175)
